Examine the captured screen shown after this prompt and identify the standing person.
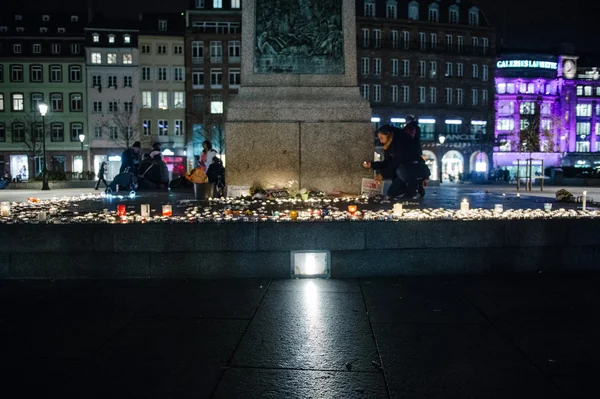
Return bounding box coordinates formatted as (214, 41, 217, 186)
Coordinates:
(403, 115, 422, 158)
(152, 142, 162, 153)
(120, 141, 141, 174)
(199, 140, 217, 173)
(95, 161, 108, 190)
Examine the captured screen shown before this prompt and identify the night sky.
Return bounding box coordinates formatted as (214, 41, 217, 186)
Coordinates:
(9, 0, 600, 53)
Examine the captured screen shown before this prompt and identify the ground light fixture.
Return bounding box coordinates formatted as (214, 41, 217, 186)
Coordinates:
(291, 251, 330, 279)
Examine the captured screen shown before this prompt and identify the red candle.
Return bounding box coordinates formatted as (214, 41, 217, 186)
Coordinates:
(117, 204, 126, 217)
(348, 205, 358, 214)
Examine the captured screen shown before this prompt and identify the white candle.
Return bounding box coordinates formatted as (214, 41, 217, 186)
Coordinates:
(494, 204, 503, 213)
(460, 199, 470, 213)
(140, 204, 150, 218)
(38, 211, 47, 222)
(583, 191, 587, 211)
(392, 203, 403, 218)
(0, 202, 10, 217)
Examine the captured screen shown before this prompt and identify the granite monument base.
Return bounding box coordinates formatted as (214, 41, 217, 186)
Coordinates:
(225, 87, 373, 194)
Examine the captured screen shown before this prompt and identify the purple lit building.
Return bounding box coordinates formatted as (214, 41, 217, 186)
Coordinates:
(494, 53, 600, 176)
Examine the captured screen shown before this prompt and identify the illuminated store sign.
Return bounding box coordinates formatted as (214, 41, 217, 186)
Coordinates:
(496, 60, 558, 70)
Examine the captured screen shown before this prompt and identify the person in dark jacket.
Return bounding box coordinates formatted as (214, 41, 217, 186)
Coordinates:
(120, 141, 141, 174)
(363, 124, 421, 198)
(95, 161, 108, 190)
(138, 151, 169, 189)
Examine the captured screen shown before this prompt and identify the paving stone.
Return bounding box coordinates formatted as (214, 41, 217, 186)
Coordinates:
(373, 323, 561, 399)
(269, 278, 361, 293)
(213, 367, 388, 399)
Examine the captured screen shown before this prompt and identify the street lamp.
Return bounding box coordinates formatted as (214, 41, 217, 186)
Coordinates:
(79, 133, 86, 178)
(438, 135, 446, 183)
(38, 103, 50, 190)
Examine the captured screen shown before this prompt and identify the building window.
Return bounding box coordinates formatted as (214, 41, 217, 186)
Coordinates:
(173, 44, 183, 55)
(584, 86, 592, 96)
(91, 52, 101, 64)
(577, 104, 592, 116)
(141, 44, 151, 54)
(469, 7, 480, 26)
(402, 86, 410, 103)
(361, 58, 369, 75)
(94, 126, 102, 138)
(142, 120, 152, 136)
(419, 32, 426, 50)
(123, 76, 132, 88)
(373, 29, 381, 48)
(173, 67, 184, 81)
(472, 64, 479, 79)
(50, 65, 62, 82)
(364, 1, 375, 17)
(158, 92, 168, 109)
(213, 0, 223, 8)
(449, 6, 459, 23)
(33, 44, 42, 54)
(123, 54, 132, 64)
(173, 92, 185, 108)
(108, 35, 115, 44)
(109, 127, 118, 139)
(13, 44, 22, 54)
(457, 88, 463, 105)
(92, 33, 99, 42)
(210, 69, 223, 88)
(403, 31, 410, 49)
(107, 53, 117, 64)
(482, 65, 488, 81)
(92, 75, 102, 88)
(123, 102, 133, 112)
(70, 93, 82, 112)
(158, 20, 167, 32)
(174, 120, 184, 136)
(360, 84, 369, 100)
(30, 65, 43, 82)
(362, 29, 369, 48)
(192, 70, 204, 88)
(457, 63, 464, 77)
(196, 0, 205, 8)
(157, 119, 169, 136)
(210, 100, 223, 114)
(193, 95, 203, 113)
(482, 90, 488, 106)
(445, 121, 461, 134)
(445, 88, 453, 104)
(93, 101, 102, 112)
(11, 65, 23, 82)
(472, 37, 478, 54)
(497, 118, 515, 131)
(419, 86, 426, 103)
(12, 93, 24, 111)
(71, 15, 79, 22)
(445, 62, 453, 77)
(402, 60, 410, 76)
(520, 102, 535, 115)
(497, 83, 506, 94)
(51, 93, 63, 111)
(231, 0, 240, 8)
(391, 30, 399, 49)
(457, 36, 463, 52)
(498, 101, 514, 115)
(12, 123, 25, 142)
(430, 33, 437, 49)
(428, 4, 439, 22)
(31, 93, 43, 111)
(373, 58, 382, 76)
(210, 41, 222, 62)
(51, 123, 64, 141)
(158, 67, 168, 81)
(69, 66, 82, 82)
(70, 123, 83, 142)
(429, 87, 437, 104)
(429, 61, 437, 78)
(419, 61, 426, 78)
(229, 68, 241, 87)
(391, 59, 399, 76)
(142, 91, 152, 108)
(142, 67, 151, 81)
(108, 101, 118, 112)
(192, 41, 204, 63)
(124, 34, 131, 44)
(387, 3, 397, 19)
(391, 85, 398, 103)
(108, 76, 117, 88)
(0, 123, 5, 142)
(446, 35, 453, 51)
(373, 85, 381, 102)
(482, 38, 489, 55)
(408, 1, 419, 20)
(471, 89, 478, 106)
(0, 94, 3, 111)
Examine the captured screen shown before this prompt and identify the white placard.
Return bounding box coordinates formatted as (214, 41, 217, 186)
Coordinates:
(361, 178, 384, 195)
(227, 185, 251, 198)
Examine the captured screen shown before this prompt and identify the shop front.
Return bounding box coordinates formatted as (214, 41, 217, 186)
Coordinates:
(10, 155, 29, 181)
(493, 152, 562, 180)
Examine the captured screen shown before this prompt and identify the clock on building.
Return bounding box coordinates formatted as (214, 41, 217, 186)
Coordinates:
(563, 59, 576, 79)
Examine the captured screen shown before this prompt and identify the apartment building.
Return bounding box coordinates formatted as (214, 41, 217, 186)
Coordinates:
(0, 12, 87, 178)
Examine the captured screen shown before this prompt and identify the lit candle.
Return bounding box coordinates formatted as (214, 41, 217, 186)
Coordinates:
(140, 204, 150, 218)
(348, 205, 358, 214)
(290, 210, 298, 220)
(460, 199, 470, 212)
(117, 204, 127, 217)
(392, 203, 403, 218)
(583, 191, 587, 211)
(162, 204, 173, 217)
(0, 202, 10, 217)
(494, 204, 503, 213)
(544, 203, 552, 212)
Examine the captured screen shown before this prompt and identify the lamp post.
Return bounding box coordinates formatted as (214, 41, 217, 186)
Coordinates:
(438, 135, 446, 183)
(79, 133, 85, 179)
(38, 103, 50, 190)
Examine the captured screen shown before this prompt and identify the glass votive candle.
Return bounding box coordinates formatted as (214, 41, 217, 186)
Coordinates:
(140, 204, 150, 218)
(117, 204, 126, 217)
(290, 210, 298, 220)
(38, 211, 47, 222)
(494, 204, 504, 213)
(162, 204, 173, 217)
(0, 202, 10, 217)
(544, 203, 552, 212)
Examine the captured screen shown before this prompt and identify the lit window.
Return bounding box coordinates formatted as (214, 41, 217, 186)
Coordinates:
(408, 1, 419, 20)
(158, 91, 168, 109)
(577, 104, 592, 117)
(123, 53, 132, 64)
(231, 0, 240, 8)
(108, 35, 115, 43)
(211, 101, 223, 114)
(107, 53, 117, 64)
(142, 91, 152, 108)
(124, 35, 131, 44)
(92, 33, 99, 42)
(497, 118, 515, 131)
(213, 0, 223, 8)
(12, 94, 24, 111)
(174, 92, 185, 108)
(91, 52, 101, 64)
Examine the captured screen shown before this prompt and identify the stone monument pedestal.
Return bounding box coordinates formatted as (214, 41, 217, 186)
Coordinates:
(225, 0, 373, 194)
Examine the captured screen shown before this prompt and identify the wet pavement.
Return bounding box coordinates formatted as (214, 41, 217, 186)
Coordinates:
(1, 274, 598, 398)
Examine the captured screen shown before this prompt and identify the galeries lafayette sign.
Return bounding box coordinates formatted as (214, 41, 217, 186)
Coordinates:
(496, 60, 558, 70)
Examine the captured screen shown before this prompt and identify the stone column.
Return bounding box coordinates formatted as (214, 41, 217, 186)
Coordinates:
(591, 101, 597, 152)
